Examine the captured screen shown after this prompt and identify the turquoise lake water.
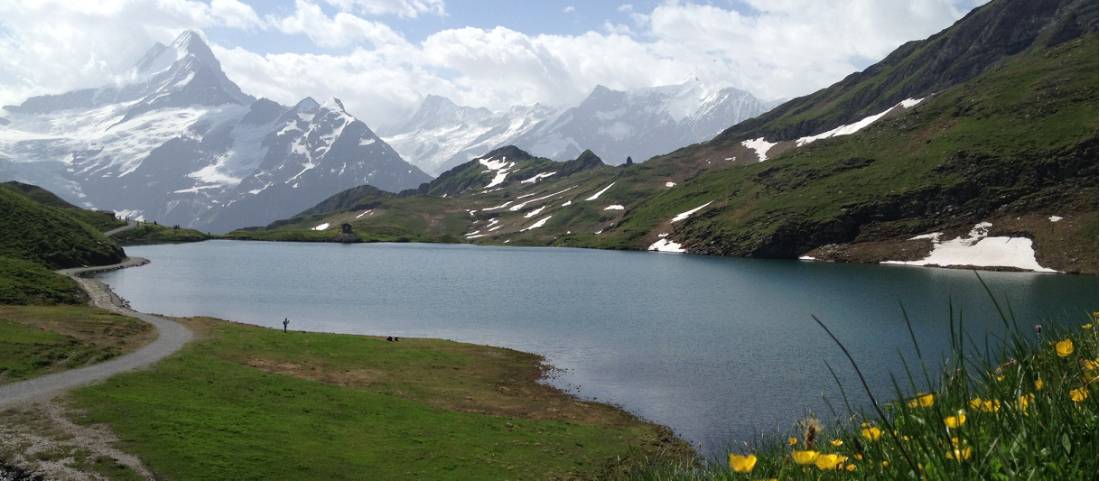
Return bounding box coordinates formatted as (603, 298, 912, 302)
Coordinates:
(98, 240, 1098, 453)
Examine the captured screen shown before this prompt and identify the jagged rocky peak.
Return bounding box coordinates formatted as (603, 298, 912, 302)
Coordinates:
(241, 98, 287, 125)
(480, 145, 534, 162)
(559, 149, 605, 176)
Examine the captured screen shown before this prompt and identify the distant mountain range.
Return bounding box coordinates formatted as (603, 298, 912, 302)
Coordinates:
(235, 0, 1098, 274)
(0, 31, 431, 232)
(380, 81, 776, 176)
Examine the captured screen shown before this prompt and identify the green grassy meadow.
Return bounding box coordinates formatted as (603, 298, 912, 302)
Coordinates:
(69, 319, 688, 481)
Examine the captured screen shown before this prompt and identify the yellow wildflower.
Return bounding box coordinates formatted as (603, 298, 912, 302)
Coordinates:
(1081, 359, 1098, 371)
(995, 374, 1005, 382)
(1017, 393, 1035, 411)
(944, 410, 967, 428)
(791, 450, 819, 465)
(1034, 378, 1044, 391)
(1070, 387, 1089, 403)
(968, 397, 1001, 412)
(861, 425, 882, 441)
(853, 453, 864, 461)
(1083, 323, 1094, 330)
(830, 438, 844, 447)
(881, 460, 890, 468)
(787, 436, 798, 446)
(814, 453, 845, 471)
(907, 392, 935, 408)
(946, 447, 972, 462)
(1056, 339, 1074, 357)
(845, 463, 857, 472)
(728, 453, 757, 473)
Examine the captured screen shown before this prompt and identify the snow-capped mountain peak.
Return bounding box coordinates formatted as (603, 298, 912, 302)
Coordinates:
(0, 32, 430, 232)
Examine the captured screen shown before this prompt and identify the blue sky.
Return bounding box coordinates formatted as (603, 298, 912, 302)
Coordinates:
(209, 0, 668, 53)
(0, 0, 985, 128)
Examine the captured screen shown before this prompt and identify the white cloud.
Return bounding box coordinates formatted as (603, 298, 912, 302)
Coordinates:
(563, 5, 575, 14)
(270, 0, 409, 48)
(0, 0, 263, 108)
(0, 0, 980, 131)
(323, 0, 446, 18)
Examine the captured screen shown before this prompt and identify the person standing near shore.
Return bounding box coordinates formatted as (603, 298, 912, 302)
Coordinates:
(283, 317, 289, 333)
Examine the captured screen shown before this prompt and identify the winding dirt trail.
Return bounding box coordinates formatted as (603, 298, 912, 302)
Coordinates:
(0, 223, 194, 408)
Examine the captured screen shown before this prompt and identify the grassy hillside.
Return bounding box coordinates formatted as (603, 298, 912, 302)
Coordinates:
(112, 222, 211, 245)
(0, 257, 86, 305)
(0, 181, 126, 232)
(606, 35, 1098, 272)
(67, 318, 689, 480)
(0, 186, 124, 269)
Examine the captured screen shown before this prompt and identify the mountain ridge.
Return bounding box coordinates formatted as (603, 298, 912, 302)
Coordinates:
(0, 31, 430, 233)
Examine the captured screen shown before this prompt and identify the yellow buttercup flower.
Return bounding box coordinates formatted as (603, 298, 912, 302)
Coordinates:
(907, 392, 935, 408)
(1017, 393, 1035, 411)
(861, 426, 882, 441)
(944, 410, 967, 428)
(845, 463, 857, 472)
(1081, 359, 1098, 371)
(791, 450, 819, 465)
(1056, 339, 1074, 357)
(1034, 378, 1044, 391)
(814, 453, 844, 471)
(787, 436, 798, 446)
(728, 453, 757, 473)
(946, 447, 972, 462)
(853, 453, 863, 461)
(1070, 387, 1089, 403)
(968, 397, 1001, 412)
(994, 374, 1005, 382)
(830, 438, 844, 447)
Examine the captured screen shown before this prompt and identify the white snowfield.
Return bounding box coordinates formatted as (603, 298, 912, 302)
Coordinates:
(604, 205, 625, 211)
(1049, 215, 1063, 222)
(882, 222, 1056, 272)
(585, 182, 616, 201)
(520, 171, 556, 184)
(524, 205, 547, 218)
(311, 223, 330, 231)
(796, 98, 924, 147)
(509, 186, 574, 211)
(741, 137, 776, 162)
(664, 181, 677, 188)
(648, 238, 685, 253)
(735, 97, 926, 162)
(479, 156, 514, 189)
(521, 215, 552, 232)
(671, 201, 713, 223)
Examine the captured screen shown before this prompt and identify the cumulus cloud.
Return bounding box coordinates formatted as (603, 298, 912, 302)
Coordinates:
(270, 0, 409, 48)
(0, 0, 263, 108)
(0, 0, 980, 130)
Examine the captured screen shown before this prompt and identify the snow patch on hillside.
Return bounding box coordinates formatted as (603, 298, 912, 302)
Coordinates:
(649, 238, 685, 253)
(741, 137, 775, 162)
(585, 182, 616, 201)
(671, 201, 712, 223)
(521, 215, 552, 231)
(882, 222, 1055, 272)
(796, 98, 924, 147)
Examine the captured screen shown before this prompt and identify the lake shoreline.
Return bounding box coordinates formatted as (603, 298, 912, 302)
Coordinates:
(178, 235, 1093, 275)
